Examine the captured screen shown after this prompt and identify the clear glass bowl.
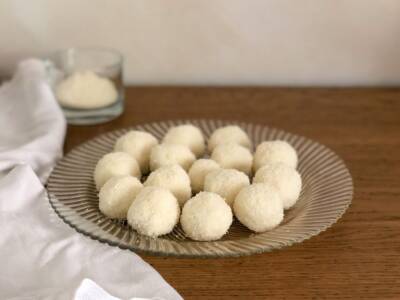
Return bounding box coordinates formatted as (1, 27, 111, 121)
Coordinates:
(46, 120, 353, 257)
(46, 48, 124, 125)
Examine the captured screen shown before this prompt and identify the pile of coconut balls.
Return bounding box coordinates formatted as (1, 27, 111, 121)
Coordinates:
(93, 124, 302, 241)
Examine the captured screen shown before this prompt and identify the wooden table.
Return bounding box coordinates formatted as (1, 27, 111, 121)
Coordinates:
(65, 87, 400, 299)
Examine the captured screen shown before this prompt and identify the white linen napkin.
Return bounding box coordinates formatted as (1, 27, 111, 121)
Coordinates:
(0, 60, 182, 300)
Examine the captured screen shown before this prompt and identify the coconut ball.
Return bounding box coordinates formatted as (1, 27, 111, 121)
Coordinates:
(94, 152, 141, 190)
(127, 186, 180, 237)
(180, 192, 233, 241)
(99, 175, 143, 219)
(204, 169, 250, 206)
(211, 143, 253, 175)
(253, 163, 302, 209)
(208, 125, 252, 152)
(144, 164, 191, 206)
(253, 140, 298, 172)
(188, 159, 220, 193)
(162, 124, 205, 157)
(234, 183, 284, 232)
(114, 130, 158, 174)
(149, 144, 196, 171)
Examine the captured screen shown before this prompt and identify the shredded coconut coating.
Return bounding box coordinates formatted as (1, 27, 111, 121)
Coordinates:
(208, 125, 252, 152)
(204, 168, 250, 206)
(163, 125, 205, 157)
(94, 152, 141, 190)
(127, 186, 180, 237)
(211, 143, 253, 175)
(234, 183, 283, 232)
(253, 163, 302, 209)
(99, 175, 143, 219)
(144, 164, 191, 206)
(181, 191, 233, 241)
(253, 140, 298, 172)
(188, 159, 220, 193)
(150, 144, 196, 171)
(114, 130, 158, 174)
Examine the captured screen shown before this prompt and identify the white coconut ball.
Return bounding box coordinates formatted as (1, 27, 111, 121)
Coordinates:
(99, 175, 143, 219)
(253, 163, 302, 209)
(144, 164, 191, 206)
(127, 186, 180, 237)
(204, 169, 250, 207)
(180, 192, 233, 241)
(149, 144, 196, 171)
(94, 152, 141, 190)
(253, 140, 298, 172)
(208, 125, 252, 152)
(163, 124, 205, 157)
(234, 183, 284, 232)
(211, 143, 253, 175)
(188, 159, 220, 193)
(114, 130, 158, 174)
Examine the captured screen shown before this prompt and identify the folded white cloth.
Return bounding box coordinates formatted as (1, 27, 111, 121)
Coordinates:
(0, 59, 65, 182)
(0, 60, 182, 300)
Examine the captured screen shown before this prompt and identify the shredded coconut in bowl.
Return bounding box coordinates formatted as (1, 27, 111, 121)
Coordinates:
(56, 70, 118, 109)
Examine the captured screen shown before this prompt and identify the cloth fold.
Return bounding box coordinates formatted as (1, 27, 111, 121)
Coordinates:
(0, 59, 65, 182)
(0, 60, 181, 300)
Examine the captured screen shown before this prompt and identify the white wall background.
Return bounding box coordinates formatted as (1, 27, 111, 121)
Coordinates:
(1, 0, 400, 85)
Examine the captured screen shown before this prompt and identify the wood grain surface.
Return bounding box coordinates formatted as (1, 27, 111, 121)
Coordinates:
(65, 87, 400, 299)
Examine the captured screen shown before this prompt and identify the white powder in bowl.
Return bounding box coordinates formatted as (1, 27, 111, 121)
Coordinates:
(56, 70, 118, 109)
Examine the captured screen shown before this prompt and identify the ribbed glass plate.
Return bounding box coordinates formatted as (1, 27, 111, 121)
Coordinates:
(47, 119, 353, 257)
